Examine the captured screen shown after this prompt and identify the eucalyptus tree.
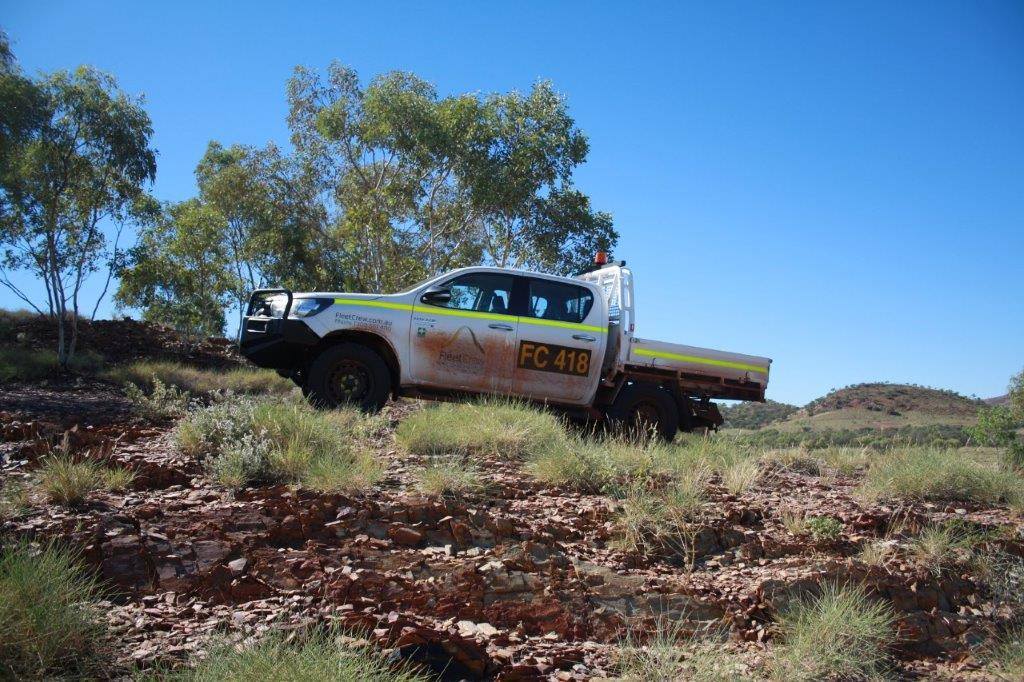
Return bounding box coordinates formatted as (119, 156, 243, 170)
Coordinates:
(0, 61, 156, 366)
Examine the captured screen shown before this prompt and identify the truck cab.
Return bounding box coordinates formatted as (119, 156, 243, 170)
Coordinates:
(239, 258, 771, 440)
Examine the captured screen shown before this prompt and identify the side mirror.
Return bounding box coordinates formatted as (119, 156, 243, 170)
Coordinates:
(420, 286, 452, 305)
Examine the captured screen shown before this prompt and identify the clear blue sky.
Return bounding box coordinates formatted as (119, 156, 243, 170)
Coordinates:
(3, 1, 1023, 405)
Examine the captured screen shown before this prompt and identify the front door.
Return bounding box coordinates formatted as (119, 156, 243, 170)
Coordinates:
(409, 272, 518, 394)
(513, 277, 607, 403)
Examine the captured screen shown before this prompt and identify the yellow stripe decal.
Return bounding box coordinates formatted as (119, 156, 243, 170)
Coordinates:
(332, 299, 604, 333)
(633, 347, 768, 375)
(334, 298, 414, 311)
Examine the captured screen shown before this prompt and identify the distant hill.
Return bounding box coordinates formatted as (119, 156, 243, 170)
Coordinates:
(803, 382, 983, 417)
(985, 394, 1011, 406)
(720, 400, 798, 430)
(728, 383, 985, 433)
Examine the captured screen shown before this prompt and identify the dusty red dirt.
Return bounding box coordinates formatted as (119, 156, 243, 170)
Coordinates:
(2, 393, 1022, 679)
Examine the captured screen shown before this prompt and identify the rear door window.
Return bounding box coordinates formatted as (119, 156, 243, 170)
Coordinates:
(525, 279, 594, 324)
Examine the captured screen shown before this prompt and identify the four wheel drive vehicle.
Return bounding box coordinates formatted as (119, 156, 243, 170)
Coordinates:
(239, 255, 771, 440)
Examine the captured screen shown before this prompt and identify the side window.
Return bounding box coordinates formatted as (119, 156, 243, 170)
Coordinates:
(526, 279, 594, 324)
(435, 273, 513, 314)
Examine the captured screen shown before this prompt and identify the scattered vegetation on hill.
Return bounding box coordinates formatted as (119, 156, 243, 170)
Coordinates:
(720, 399, 798, 429)
(804, 382, 983, 418)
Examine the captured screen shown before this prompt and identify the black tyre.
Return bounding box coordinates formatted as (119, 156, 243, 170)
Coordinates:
(606, 382, 680, 442)
(305, 343, 391, 411)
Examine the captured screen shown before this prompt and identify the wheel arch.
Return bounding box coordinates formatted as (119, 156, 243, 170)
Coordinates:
(317, 330, 401, 396)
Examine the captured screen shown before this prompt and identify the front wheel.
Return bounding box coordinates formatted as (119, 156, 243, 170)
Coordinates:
(305, 343, 391, 412)
(606, 382, 680, 442)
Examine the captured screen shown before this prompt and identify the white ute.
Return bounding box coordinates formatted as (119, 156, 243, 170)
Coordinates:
(239, 254, 771, 440)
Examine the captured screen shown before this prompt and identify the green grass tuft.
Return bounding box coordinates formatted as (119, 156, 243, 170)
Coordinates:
(0, 543, 107, 679)
(774, 582, 895, 680)
(154, 625, 425, 681)
(416, 456, 484, 497)
(38, 454, 135, 506)
(857, 446, 1024, 505)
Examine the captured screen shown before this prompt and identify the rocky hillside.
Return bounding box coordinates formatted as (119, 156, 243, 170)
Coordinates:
(803, 383, 983, 418)
(0, 311, 241, 370)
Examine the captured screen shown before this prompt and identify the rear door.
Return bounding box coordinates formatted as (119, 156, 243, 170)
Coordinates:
(512, 277, 606, 403)
(409, 271, 518, 394)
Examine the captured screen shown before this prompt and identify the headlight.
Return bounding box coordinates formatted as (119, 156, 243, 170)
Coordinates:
(291, 297, 333, 318)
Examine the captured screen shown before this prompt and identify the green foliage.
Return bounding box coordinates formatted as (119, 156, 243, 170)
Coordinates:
(116, 199, 234, 337)
(774, 582, 895, 680)
(720, 399, 798, 430)
(176, 396, 382, 490)
(124, 376, 190, 420)
(154, 625, 425, 681)
(857, 447, 1024, 505)
(0, 543, 107, 679)
(909, 525, 975, 576)
(107, 360, 292, 397)
(1010, 367, 1024, 419)
(806, 516, 843, 542)
(967, 405, 1019, 447)
(0, 61, 156, 365)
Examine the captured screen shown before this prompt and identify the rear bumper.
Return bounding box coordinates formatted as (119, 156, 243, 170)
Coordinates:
(238, 316, 320, 369)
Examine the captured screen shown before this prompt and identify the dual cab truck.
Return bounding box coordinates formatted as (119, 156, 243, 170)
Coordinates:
(239, 255, 771, 440)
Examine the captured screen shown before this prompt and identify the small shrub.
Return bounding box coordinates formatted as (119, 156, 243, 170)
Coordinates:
(125, 376, 190, 420)
(157, 625, 425, 681)
(774, 582, 895, 680)
(106, 360, 292, 396)
(416, 457, 483, 497)
(177, 397, 382, 491)
(38, 454, 135, 505)
(857, 447, 1024, 505)
(806, 516, 843, 542)
(0, 543, 106, 679)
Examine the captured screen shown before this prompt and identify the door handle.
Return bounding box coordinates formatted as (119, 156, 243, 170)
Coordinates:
(488, 323, 514, 331)
(572, 334, 596, 342)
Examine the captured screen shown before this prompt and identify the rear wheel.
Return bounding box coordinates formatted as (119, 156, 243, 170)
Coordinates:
(305, 343, 391, 411)
(606, 382, 679, 442)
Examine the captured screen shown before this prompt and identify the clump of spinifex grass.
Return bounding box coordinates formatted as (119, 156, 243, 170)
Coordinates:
(857, 446, 1024, 505)
(773, 582, 895, 680)
(38, 454, 134, 506)
(0, 543, 107, 679)
(416, 456, 484, 497)
(176, 396, 382, 491)
(617, 617, 753, 681)
(396, 398, 571, 460)
(107, 360, 293, 397)
(155, 625, 426, 681)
